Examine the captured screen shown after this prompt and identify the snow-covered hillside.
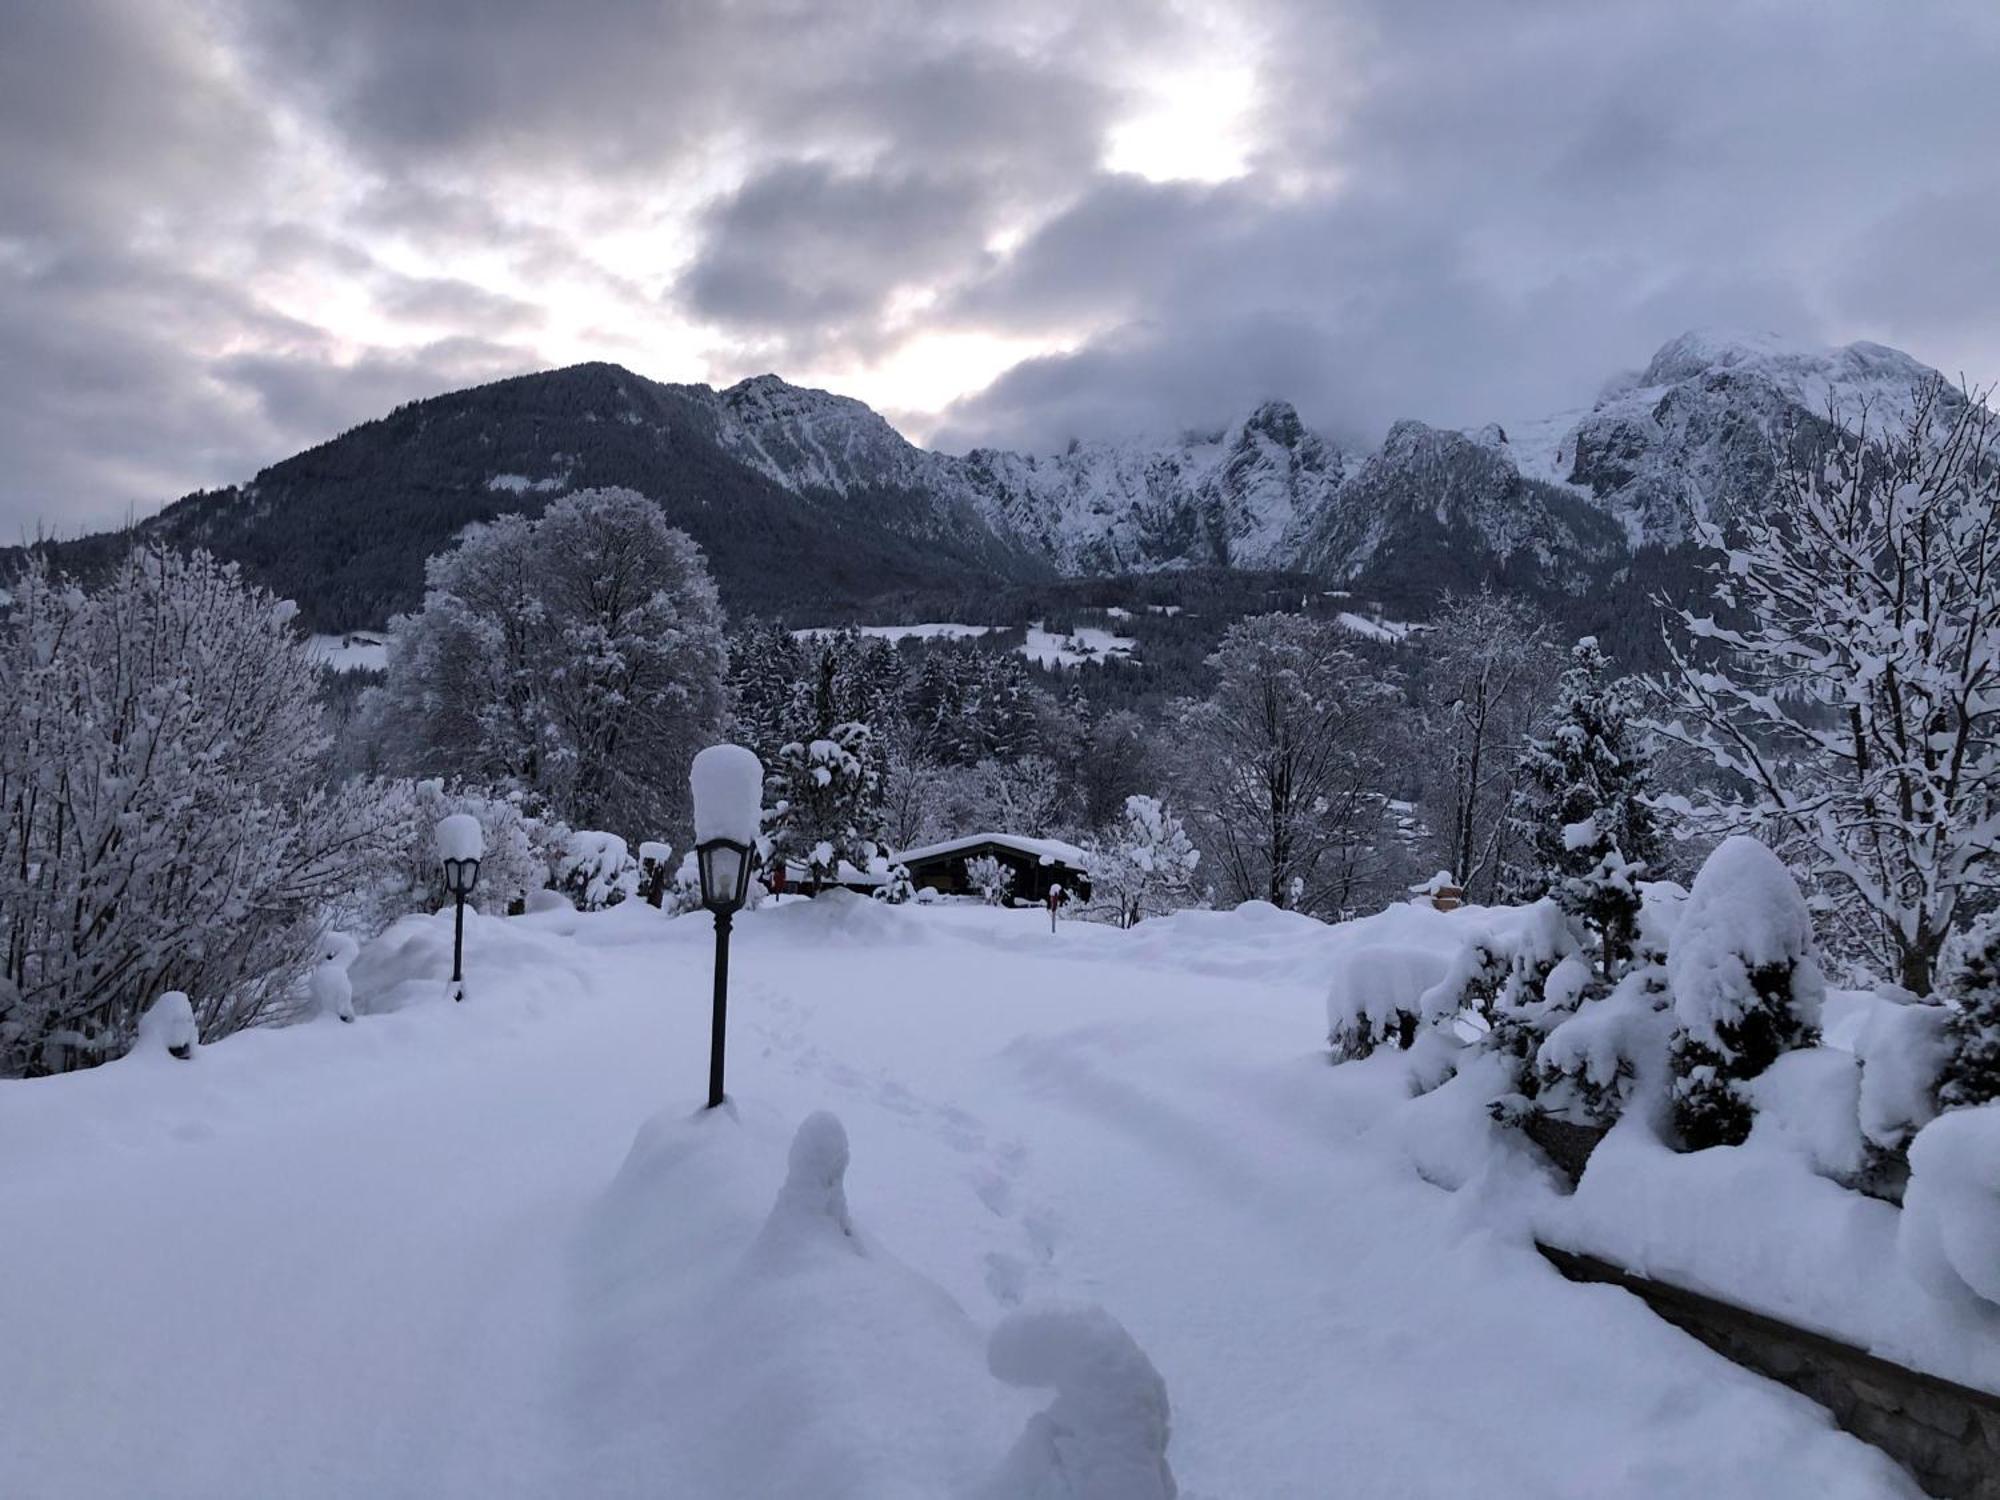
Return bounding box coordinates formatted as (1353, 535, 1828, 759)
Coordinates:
(0, 896, 1937, 1498)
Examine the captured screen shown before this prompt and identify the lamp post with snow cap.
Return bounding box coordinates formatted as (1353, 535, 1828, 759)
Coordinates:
(690, 745, 763, 1109)
(435, 813, 483, 1001)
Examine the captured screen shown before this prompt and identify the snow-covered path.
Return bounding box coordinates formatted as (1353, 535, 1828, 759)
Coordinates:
(0, 899, 1918, 1498)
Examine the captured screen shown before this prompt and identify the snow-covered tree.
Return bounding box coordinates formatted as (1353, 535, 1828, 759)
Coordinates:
(369, 488, 727, 838)
(873, 864, 916, 905)
(558, 831, 640, 910)
(1415, 590, 1552, 904)
(1667, 837, 1824, 1149)
(0, 549, 406, 1074)
(1087, 795, 1202, 928)
(766, 724, 880, 890)
(1507, 638, 1661, 977)
(1940, 911, 2000, 1110)
(1649, 385, 2000, 993)
(1174, 613, 1401, 916)
(966, 854, 1014, 905)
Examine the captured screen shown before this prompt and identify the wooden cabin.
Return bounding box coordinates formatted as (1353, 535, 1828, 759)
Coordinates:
(891, 833, 1093, 906)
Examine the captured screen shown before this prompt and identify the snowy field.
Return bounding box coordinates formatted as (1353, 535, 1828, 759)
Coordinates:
(0, 898, 1930, 1499)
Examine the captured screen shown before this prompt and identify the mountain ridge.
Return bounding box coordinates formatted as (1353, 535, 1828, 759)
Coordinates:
(14, 330, 1970, 632)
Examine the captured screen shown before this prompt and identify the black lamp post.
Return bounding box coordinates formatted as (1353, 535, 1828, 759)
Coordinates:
(442, 855, 480, 997)
(689, 744, 763, 1110)
(435, 813, 484, 1003)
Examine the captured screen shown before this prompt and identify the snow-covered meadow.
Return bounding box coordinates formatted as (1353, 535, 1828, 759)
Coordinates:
(0, 894, 1944, 1499)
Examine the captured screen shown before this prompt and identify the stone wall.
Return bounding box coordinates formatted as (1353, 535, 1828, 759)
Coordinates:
(1537, 1244, 2000, 1498)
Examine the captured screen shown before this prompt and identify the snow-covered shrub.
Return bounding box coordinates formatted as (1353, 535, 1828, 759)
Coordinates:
(1325, 942, 1457, 1060)
(345, 780, 569, 932)
(308, 933, 360, 1023)
(559, 831, 640, 911)
(0, 549, 409, 1074)
(1666, 837, 1823, 1149)
(134, 991, 199, 1061)
(872, 864, 916, 905)
(1900, 1102, 2000, 1309)
(1468, 900, 1584, 1121)
(1086, 795, 1201, 929)
(662, 851, 707, 916)
(966, 855, 1014, 906)
(1939, 911, 2000, 1111)
(1531, 881, 1683, 1127)
(1855, 997, 1950, 1155)
(637, 841, 674, 907)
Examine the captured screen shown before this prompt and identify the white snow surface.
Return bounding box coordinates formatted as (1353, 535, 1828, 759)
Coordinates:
(0, 897, 1938, 1497)
(305, 632, 388, 672)
(690, 743, 763, 843)
(1018, 621, 1137, 668)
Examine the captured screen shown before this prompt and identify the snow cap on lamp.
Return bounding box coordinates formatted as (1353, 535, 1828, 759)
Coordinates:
(435, 813, 484, 862)
(691, 744, 763, 844)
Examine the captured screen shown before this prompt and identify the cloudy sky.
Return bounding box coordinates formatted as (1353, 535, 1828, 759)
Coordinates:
(6, 0, 2000, 535)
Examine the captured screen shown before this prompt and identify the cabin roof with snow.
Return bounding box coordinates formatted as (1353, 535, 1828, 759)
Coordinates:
(891, 832, 1089, 869)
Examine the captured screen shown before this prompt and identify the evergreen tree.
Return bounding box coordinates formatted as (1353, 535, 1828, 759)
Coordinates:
(1940, 912, 2000, 1111)
(1666, 837, 1823, 1149)
(1507, 637, 1661, 976)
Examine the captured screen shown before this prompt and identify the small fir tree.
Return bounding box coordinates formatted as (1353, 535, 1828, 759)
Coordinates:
(1507, 638, 1661, 977)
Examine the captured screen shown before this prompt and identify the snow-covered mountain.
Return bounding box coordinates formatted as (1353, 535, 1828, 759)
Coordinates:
(35, 329, 1969, 630)
(706, 327, 1965, 591)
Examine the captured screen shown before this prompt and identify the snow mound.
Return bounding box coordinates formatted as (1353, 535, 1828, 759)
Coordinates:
(1901, 1103, 2000, 1309)
(133, 991, 198, 1060)
(760, 888, 929, 947)
(691, 743, 764, 844)
(1854, 999, 1950, 1150)
(309, 932, 360, 1023)
(981, 1303, 1177, 1500)
(573, 1106, 1008, 1499)
(1668, 836, 1823, 1045)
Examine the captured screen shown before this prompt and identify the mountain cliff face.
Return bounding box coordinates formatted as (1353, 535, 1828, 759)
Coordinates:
(43, 330, 1964, 631)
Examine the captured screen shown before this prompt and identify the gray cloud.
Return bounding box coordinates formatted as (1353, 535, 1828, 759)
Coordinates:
(3, 0, 1999, 535)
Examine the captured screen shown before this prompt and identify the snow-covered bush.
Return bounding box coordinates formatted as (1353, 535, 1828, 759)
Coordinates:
(1939, 911, 2000, 1111)
(1086, 795, 1202, 929)
(1900, 1102, 2000, 1309)
(1530, 881, 1684, 1127)
(1666, 837, 1823, 1149)
(872, 864, 916, 905)
(134, 991, 199, 1061)
(1855, 996, 1951, 1157)
(1468, 900, 1583, 1120)
(966, 855, 1014, 906)
(344, 780, 569, 932)
(559, 831, 640, 911)
(637, 841, 674, 907)
(1325, 942, 1458, 1060)
(308, 933, 360, 1023)
(0, 549, 408, 1074)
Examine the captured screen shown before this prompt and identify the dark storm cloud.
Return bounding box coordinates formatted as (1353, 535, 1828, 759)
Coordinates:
(931, 0, 2000, 450)
(4, 0, 1999, 533)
